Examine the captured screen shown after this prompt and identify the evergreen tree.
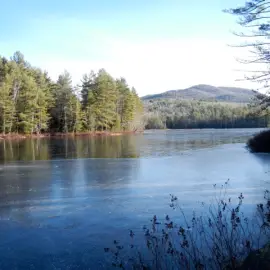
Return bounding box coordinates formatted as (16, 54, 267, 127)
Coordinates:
(17, 74, 38, 133)
(50, 71, 75, 132)
(91, 69, 117, 131)
(81, 71, 96, 131)
(0, 52, 145, 135)
(129, 87, 144, 131)
(81, 71, 96, 109)
(6, 58, 24, 133)
(0, 74, 15, 133)
(115, 78, 133, 130)
(33, 70, 54, 133)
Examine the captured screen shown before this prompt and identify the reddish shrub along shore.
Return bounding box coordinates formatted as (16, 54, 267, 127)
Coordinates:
(0, 131, 143, 140)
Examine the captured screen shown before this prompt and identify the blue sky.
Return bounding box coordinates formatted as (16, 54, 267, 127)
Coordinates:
(0, 0, 259, 95)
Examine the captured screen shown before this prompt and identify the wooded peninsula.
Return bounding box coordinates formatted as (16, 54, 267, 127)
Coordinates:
(0, 52, 144, 137)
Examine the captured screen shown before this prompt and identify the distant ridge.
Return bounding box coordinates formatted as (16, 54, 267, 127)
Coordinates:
(142, 84, 256, 103)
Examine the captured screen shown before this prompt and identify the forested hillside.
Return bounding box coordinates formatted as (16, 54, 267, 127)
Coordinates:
(144, 99, 269, 129)
(0, 52, 144, 135)
(143, 85, 268, 129)
(142, 84, 255, 103)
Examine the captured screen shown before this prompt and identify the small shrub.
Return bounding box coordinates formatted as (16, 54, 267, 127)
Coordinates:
(247, 130, 270, 153)
(105, 182, 270, 270)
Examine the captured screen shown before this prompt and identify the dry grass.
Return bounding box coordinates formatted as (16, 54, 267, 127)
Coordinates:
(105, 182, 270, 269)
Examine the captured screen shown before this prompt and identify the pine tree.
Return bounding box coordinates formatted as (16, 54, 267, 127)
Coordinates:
(32, 69, 54, 133)
(129, 87, 144, 131)
(81, 71, 96, 109)
(0, 74, 15, 134)
(122, 90, 135, 130)
(51, 71, 74, 132)
(81, 71, 97, 131)
(17, 73, 40, 134)
(7, 59, 24, 133)
(115, 78, 129, 129)
(91, 69, 117, 131)
(70, 87, 83, 133)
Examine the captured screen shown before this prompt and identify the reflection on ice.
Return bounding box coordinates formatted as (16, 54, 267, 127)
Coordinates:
(0, 129, 269, 268)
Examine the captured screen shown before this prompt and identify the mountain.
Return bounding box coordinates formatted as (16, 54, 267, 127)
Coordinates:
(142, 84, 256, 103)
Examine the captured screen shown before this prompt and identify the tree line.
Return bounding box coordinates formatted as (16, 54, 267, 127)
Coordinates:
(1, 49, 268, 134)
(0, 52, 144, 135)
(144, 0, 270, 131)
(144, 99, 269, 129)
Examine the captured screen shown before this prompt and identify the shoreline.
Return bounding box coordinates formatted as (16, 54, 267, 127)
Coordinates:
(0, 131, 143, 140)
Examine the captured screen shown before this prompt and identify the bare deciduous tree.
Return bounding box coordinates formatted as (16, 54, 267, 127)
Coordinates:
(225, 1, 270, 113)
(225, 1, 270, 89)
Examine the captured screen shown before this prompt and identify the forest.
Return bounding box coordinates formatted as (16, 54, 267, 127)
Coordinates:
(1, 51, 268, 134)
(144, 99, 269, 129)
(0, 52, 144, 135)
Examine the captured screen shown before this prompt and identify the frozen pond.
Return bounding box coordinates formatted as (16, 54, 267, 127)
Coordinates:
(0, 129, 269, 269)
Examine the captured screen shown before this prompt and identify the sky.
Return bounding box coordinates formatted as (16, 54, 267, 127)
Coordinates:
(0, 0, 263, 96)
